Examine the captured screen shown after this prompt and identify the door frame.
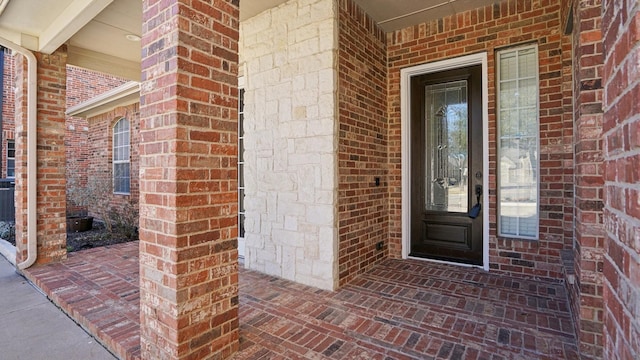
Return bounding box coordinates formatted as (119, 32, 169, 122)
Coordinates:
(238, 75, 245, 259)
(400, 53, 489, 271)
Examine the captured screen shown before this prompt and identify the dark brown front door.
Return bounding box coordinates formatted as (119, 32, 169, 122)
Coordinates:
(410, 65, 483, 265)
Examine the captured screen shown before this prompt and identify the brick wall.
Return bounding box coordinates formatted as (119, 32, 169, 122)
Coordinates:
(34, 49, 68, 264)
(2, 49, 15, 179)
(240, 0, 339, 290)
(86, 103, 140, 222)
(571, 0, 605, 357)
(14, 53, 27, 263)
(66, 66, 128, 108)
(65, 66, 127, 215)
(139, 0, 240, 358)
(337, 0, 388, 287)
(387, 0, 573, 280)
(601, 0, 640, 359)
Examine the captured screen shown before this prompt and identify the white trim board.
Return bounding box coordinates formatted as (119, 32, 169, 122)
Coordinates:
(237, 75, 245, 260)
(400, 52, 490, 271)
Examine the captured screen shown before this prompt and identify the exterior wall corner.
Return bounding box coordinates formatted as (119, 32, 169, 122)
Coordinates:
(240, 0, 340, 291)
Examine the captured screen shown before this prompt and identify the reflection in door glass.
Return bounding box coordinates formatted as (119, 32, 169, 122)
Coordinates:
(425, 80, 468, 213)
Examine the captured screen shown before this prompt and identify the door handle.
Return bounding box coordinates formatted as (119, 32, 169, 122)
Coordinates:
(469, 185, 482, 219)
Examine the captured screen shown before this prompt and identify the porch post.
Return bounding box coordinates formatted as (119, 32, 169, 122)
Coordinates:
(571, 0, 605, 358)
(13, 52, 27, 264)
(139, 0, 240, 359)
(14, 48, 68, 265)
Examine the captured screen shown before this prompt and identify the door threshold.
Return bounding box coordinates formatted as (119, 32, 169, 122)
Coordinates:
(407, 255, 486, 271)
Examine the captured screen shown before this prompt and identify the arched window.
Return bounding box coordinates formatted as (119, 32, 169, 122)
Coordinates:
(113, 118, 130, 194)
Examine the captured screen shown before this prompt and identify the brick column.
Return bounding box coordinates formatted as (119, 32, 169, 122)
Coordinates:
(35, 49, 68, 264)
(14, 53, 28, 263)
(571, 0, 605, 358)
(601, 0, 640, 359)
(14, 49, 68, 265)
(139, 1, 240, 359)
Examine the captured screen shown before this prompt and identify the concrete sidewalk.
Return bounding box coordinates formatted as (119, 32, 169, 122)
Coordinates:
(0, 253, 116, 360)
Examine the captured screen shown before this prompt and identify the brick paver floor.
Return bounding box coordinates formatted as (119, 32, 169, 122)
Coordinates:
(24, 241, 579, 359)
(24, 242, 141, 360)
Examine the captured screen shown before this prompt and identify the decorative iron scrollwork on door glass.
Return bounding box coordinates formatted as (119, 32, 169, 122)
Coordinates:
(425, 80, 468, 213)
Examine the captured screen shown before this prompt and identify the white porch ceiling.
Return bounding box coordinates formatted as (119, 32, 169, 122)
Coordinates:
(0, 0, 495, 80)
(354, 0, 497, 32)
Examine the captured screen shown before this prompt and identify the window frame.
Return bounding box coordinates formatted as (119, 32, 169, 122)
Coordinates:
(6, 139, 15, 179)
(238, 88, 245, 239)
(496, 44, 540, 240)
(112, 117, 131, 195)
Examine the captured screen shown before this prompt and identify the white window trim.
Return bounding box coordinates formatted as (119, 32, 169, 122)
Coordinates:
(112, 118, 130, 195)
(237, 76, 245, 259)
(496, 44, 540, 240)
(6, 139, 15, 179)
(400, 52, 490, 271)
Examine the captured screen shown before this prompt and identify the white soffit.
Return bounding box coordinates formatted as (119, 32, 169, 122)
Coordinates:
(0, 0, 73, 42)
(240, 0, 288, 21)
(68, 0, 141, 63)
(0, 0, 499, 79)
(0, 0, 115, 53)
(352, 0, 497, 32)
(39, 0, 114, 53)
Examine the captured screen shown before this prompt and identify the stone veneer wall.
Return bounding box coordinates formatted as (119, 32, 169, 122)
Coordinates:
(387, 0, 574, 280)
(240, 0, 339, 290)
(601, 0, 640, 359)
(336, 0, 388, 287)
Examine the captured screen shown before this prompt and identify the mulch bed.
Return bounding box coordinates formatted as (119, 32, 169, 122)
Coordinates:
(2, 221, 136, 252)
(66, 222, 137, 252)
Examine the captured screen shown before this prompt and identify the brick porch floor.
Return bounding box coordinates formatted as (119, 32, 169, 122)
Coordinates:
(23, 241, 579, 359)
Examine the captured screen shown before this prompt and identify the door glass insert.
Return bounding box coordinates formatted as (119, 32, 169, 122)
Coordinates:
(425, 80, 468, 213)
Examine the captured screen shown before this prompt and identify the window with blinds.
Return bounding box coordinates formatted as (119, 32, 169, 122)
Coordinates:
(113, 118, 131, 194)
(497, 45, 540, 239)
(6, 140, 14, 178)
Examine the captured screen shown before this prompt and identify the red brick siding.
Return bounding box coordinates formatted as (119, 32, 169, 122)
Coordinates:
(34, 49, 68, 264)
(139, 0, 240, 358)
(14, 54, 28, 263)
(66, 66, 128, 108)
(2, 54, 127, 214)
(571, 0, 605, 357)
(561, 0, 581, 347)
(86, 104, 140, 221)
(2, 50, 15, 179)
(387, 0, 573, 280)
(337, 0, 388, 287)
(602, 0, 640, 359)
(65, 66, 127, 215)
